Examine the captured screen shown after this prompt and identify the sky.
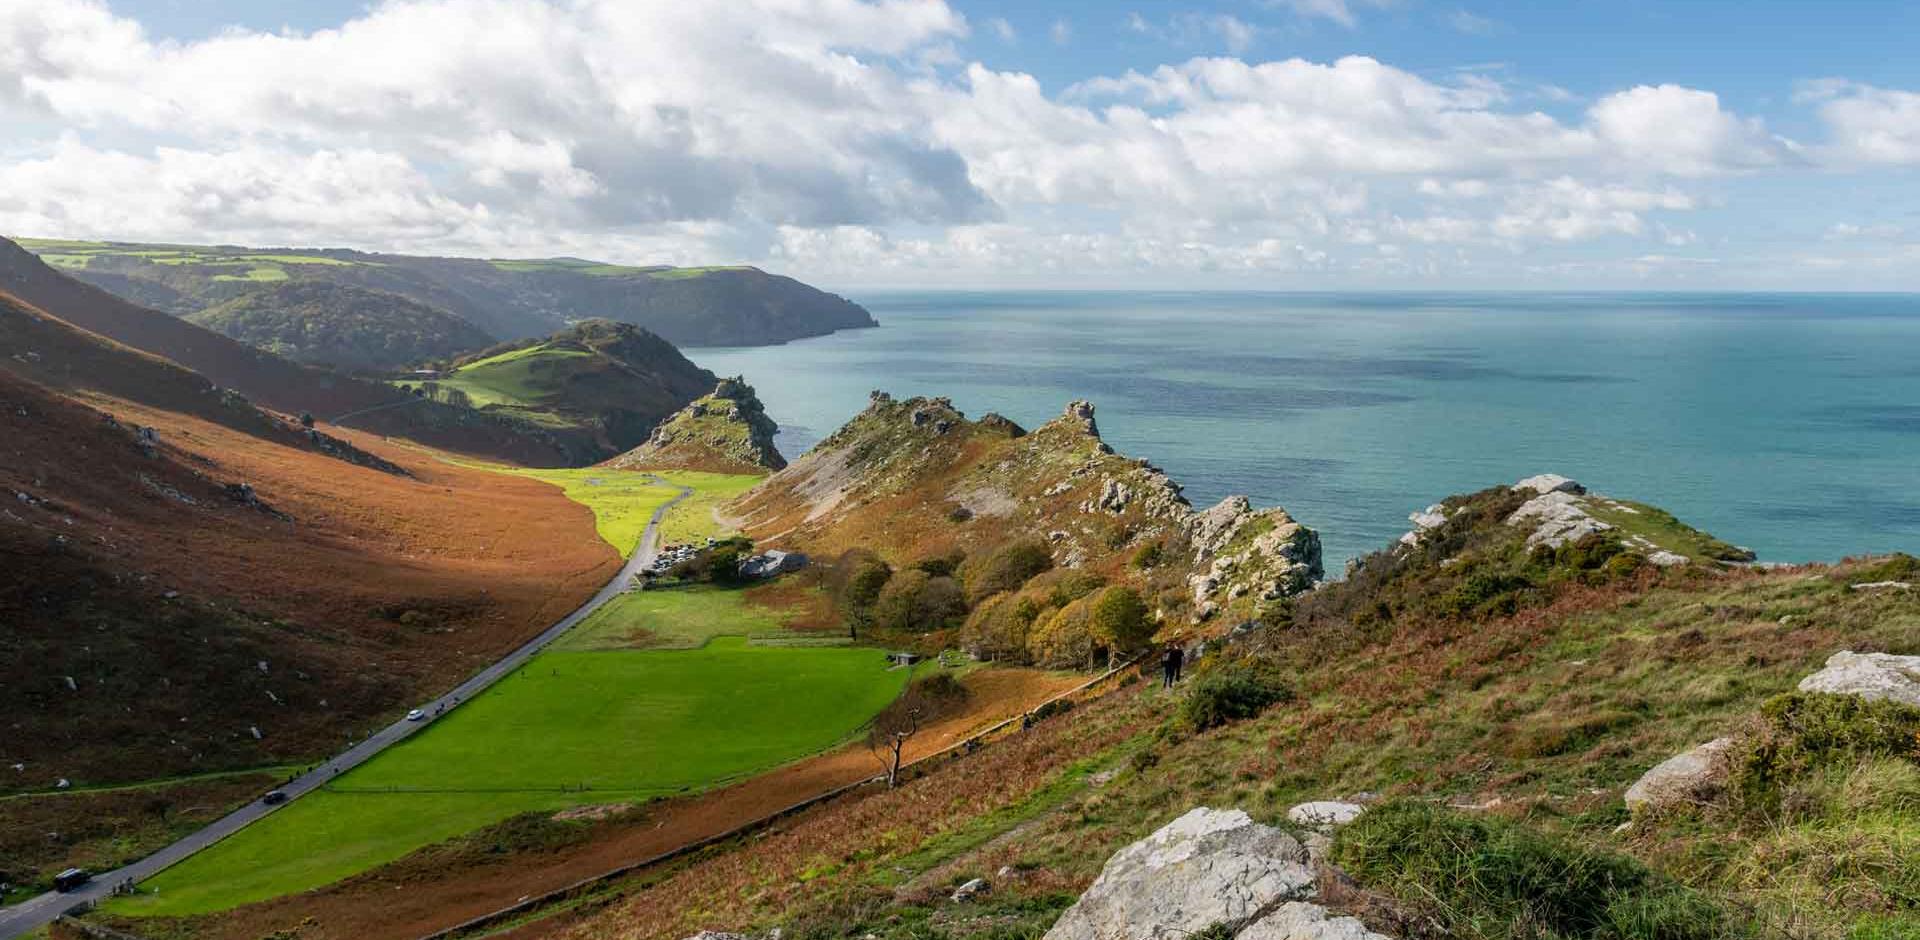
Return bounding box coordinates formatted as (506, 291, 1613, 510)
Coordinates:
(2, 1, 1918, 289)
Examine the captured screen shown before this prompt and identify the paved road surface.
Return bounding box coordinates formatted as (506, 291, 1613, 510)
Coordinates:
(0, 478, 692, 939)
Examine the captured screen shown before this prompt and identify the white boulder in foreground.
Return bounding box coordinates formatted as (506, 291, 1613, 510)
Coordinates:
(1044, 807, 1394, 940)
(1797, 651, 1920, 707)
(1043, 808, 1314, 940)
(1239, 902, 1393, 940)
(1624, 738, 1736, 814)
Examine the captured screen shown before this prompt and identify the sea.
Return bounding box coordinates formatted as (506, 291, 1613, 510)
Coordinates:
(690, 292, 1920, 568)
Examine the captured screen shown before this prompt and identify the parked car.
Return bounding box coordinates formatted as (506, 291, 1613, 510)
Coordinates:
(262, 790, 288, 805)
(406, 708, 425, 721)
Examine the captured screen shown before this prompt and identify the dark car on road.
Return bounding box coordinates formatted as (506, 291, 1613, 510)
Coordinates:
(54, 868, 90, 892)
(263, 790, 289, 805)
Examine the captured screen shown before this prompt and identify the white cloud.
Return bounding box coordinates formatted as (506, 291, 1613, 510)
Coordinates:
(1049, 18, 1071, 45)
(1586, 84, 1792, 176)
(1798, 80, 1920, 165)
(1263, 0, 1381, 29)
(1447, 9, 1498, 35)
(0, 0, 1910, 286)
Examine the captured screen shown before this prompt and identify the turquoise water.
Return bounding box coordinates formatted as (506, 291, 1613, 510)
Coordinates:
(691, 292, 1920, 567)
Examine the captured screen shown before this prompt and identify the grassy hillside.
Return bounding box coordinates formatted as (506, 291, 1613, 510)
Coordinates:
(0, 236, 573, 465)
(413, 319, 718, 458)
(189, 281, 494, 371)
(538, 483, 1917, 940)
(14, 237, 876, 347)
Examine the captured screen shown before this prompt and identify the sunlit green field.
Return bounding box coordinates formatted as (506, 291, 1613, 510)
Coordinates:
(558, 584, 794, 651)
(114, 633, 905, 915)
(509, 467, 683, 558)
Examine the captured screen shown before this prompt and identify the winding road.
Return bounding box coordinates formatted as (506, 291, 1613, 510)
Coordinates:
(0, 478, 693, 939)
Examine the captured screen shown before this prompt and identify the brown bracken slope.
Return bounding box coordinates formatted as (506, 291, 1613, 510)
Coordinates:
(0, 237, 570, 465)
(0, 297, 620, 791)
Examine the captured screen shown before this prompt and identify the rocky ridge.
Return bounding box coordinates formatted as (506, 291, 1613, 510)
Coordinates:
(606, 377, 785, 473)
(730, 394, 1321, 622)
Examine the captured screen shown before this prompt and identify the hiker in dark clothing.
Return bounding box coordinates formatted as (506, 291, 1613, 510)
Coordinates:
(1162, 644, 1184, 689)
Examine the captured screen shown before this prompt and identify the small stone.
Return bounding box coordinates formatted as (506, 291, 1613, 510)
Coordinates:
(951, 877, 990, 903)
(1286, 801, 1366, 831)
(1624, 737, 1736, 814)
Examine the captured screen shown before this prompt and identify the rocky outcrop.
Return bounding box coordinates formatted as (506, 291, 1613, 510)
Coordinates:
(1506, 489, 1611, 549)
(1623, 737, 1736, 814)
(606, 377, 785, 473)
(735, 394, 1320, 627)
(1796, 651, 1920, 707)
(1043, 807, 1389, 940)
(1043, 808, 1317, 940)
(1187, 498, 1323, 620)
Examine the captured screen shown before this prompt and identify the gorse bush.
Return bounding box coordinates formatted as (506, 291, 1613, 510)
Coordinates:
(1730, 692, 1920, 816)
(1334, 801, 1748, 940)
(1181, 659, 1293, 731)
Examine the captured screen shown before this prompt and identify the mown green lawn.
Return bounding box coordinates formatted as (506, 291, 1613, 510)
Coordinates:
(114, 635, 906, 916)
(559, 585, 792, 651)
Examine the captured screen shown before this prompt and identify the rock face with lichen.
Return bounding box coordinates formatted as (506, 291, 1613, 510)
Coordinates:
(1187, 496, 1324, 621)
(1042, 807, 1391, 940)
(605, 377, 784, 474)
(729, 394, 1319, 626)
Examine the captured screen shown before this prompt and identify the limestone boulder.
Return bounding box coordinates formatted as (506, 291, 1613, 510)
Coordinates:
(1797, 651, 1920, 707)
(1042, 808, 1315, 940)
(1623, 737, 1736, 814)
(1238, 903, 1394, 940)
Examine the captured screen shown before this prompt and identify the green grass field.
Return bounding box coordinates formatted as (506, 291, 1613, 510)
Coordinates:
(559, 585, 794, 651)
(510, 468, 682, 558)
(434, 343, 594, 409)
(651, 470, 763, 545)
(114, 632, 906, 915)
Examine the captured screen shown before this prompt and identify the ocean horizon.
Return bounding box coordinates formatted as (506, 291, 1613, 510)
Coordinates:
(694, 290, 1920, 569)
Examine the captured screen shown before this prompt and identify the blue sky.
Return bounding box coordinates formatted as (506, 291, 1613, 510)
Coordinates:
(7, 0, 1919, 288)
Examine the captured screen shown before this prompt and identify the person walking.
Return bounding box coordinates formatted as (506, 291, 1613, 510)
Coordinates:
(1162, 644, 1184, 689)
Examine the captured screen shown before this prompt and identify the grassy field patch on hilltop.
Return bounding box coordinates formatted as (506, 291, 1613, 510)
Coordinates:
(113, 630, 908, 916)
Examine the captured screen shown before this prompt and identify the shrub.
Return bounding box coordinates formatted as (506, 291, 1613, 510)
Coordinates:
(962, 540, 1055, 603)
(1731, 692, 1920, 815)
(913, 549, 967, 578)
(1131, 541, 1165, 569)
(1035, 569, 1106, 608)
(834, 554, 893, 627)
(1028, 598, 1099, 669)
(960, 592, 1044, 662)
(1334, 801, 1746, 940)
(1089, 585, 1154, 654)
(871, 570, 967, 633)
(1181, 660, 1293, 731)
(1438, 570, 1534, 619)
